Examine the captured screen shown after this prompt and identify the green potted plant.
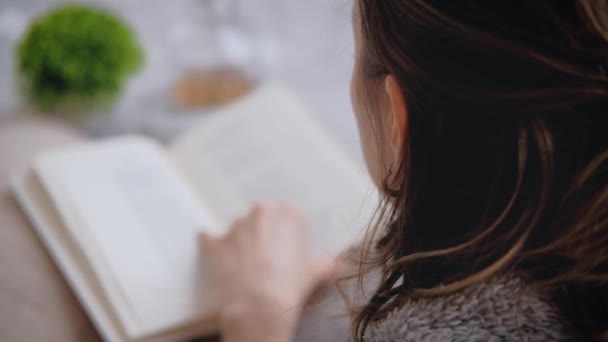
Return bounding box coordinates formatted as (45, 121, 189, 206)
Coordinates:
(16, 4, 144, 120)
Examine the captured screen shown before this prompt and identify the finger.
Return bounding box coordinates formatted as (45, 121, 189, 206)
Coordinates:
(333, 259, 356, 280)
(305, 259, 340, 304)
(224, 215, 248, 241)
(198, 232, 220, 253)
(250, 201, 277, 217)
(279, 203, 302, 216)
(310, 258, 339, 284)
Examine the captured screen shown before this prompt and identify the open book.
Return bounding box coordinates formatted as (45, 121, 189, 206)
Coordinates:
(10, 84, 377, 342)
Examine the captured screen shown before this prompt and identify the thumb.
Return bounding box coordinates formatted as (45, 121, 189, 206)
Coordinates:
(198, 231, 221, 253)
(310, 258, 339, 284)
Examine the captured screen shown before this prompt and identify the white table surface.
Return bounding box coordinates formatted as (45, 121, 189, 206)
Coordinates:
(0, 0, 363, 165)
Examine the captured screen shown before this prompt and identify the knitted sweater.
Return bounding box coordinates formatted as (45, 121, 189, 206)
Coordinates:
(297, 274, 570, 341)
(360, 275, 570, 341)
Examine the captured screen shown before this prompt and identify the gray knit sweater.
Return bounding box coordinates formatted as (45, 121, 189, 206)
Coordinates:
(297, 274, 570, 341)
(360, 276, 570, 341)
(295, 276, 570, 342)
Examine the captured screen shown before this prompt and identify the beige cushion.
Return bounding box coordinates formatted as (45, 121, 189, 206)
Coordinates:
(0, 115, 101, 342)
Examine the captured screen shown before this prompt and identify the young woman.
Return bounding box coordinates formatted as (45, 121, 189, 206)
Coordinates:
(200, 1, 608, 341)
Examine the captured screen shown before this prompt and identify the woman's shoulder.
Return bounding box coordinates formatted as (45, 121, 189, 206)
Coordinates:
(361, 274, 570, 342)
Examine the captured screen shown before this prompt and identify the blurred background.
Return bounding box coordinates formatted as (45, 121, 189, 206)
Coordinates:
(0, 0, 362, 162)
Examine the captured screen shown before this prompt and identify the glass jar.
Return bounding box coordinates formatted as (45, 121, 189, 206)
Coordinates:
(171, 0, 258, 110)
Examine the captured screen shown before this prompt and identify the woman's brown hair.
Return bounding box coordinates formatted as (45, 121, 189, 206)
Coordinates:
(353, 1, 608, 340)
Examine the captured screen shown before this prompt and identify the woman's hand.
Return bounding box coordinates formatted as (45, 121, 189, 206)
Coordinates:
(199, 203, 336, 342)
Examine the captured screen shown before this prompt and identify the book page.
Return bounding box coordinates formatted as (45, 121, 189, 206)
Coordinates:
(170, 85, 378, 257)
(33, 137, 222, 340)
(10, 171, 128, 342)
